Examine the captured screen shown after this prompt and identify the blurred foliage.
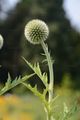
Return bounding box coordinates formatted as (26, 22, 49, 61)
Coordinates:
(0, 94, 45, 120)
(0, 0, 80, 89)
(0, 90, 80, 120)
(0, 95, 33, 120)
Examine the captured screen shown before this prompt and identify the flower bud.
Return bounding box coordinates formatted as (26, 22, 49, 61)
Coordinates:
(24, 19, 49, 44)
(0, 34, 4, 49)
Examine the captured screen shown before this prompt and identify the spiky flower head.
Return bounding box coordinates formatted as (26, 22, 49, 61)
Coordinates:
(24, 19, 49, 44)
(0, 34, 4, 49)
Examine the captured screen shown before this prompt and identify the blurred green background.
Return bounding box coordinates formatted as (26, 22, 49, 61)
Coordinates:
(0, 0, 80, 119)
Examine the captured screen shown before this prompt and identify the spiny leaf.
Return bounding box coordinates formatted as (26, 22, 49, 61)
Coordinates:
(22, 57, 48, 87)
(64, 103, 69, 114)
(50, 95, 59, 106)
(42, 72, 48, 84)
(42, 58, 47, 63)
(40, 53, 46, 56)
(43, 88, 48, 97)
(49, 95, 59, 114)
(34, 62, 42, 76)
(67, 101, 79, 118)
(62, 103, 69, 120)
(5, 73, 12, 88)
(22, 82, 48, 110)
(0, 73, 35, 95)
(1, 73, 12, 92)
(22, 82, 44, 100)
(61, 101, 79, 120)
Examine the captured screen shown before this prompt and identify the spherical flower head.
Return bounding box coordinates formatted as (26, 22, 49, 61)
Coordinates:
(0, 34, 4, 49)
(24, 19, 49, 44)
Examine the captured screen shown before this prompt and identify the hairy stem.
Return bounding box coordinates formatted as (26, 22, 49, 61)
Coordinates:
(41, 41, 54, 120)
(41, 41, 54, 102)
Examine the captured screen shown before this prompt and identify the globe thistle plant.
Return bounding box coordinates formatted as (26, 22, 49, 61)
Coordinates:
(24, 19, 54, 120)
(24, 19, 49, 44)
(0, 34, 4, 49)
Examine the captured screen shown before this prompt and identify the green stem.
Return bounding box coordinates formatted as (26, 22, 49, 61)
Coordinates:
(44, 106, 49, 120)
(41, 41, 54, 102)
(41, 41, 54, 120)
(44, 105, 55, 120)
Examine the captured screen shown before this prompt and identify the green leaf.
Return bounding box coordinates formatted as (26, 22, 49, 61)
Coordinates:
(61, 101, 79, 120)
(0, 73, 35, 95)
(22, 57, 48, 87)
(64, 103, 69, 114)
(22, 82, 49, 111)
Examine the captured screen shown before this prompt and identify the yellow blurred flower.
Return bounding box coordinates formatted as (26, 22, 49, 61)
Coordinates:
(0, 95, 33, 120)
(0, 96, 6, 105)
